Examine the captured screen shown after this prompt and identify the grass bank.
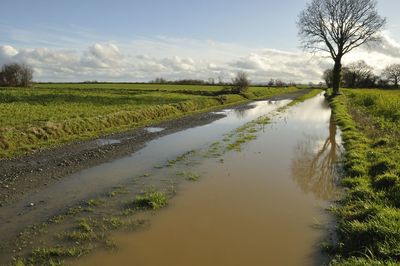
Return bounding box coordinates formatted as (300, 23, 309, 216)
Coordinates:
(327, 89, 400, 265)
(0, 85, 299, 158)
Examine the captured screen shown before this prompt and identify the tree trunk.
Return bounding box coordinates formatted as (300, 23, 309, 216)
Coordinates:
(332, 59, 342, 95)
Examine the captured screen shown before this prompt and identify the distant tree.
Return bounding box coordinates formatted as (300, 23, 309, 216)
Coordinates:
(298, 0, 386, 95)
(0, 72, 4, 86)
(231, 71, 250, 94)
(342, 60, 374, 88)
(267, 79, 275, 86)
(382, 64, 400, 88)
(173, 79, 206, 85)
(0, 63, 33, 87)
(152, 77, 167, 84)
(376, 78, 389, 88)
(322, 69, 333, 88)
(275, 80, 286, 87)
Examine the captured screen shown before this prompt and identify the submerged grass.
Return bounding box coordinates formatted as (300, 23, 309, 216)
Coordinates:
(131, 191, 168, 210)
(176, 171, 200, 181)
(327, 89, 400, 265)
(11, 191, 149, 265)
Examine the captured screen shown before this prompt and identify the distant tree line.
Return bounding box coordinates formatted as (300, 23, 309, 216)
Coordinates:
(323, 61, 400, 89)
(266, 79, 297, 87)
(0, 63, 33, 87)
(150, 77, 218, 85)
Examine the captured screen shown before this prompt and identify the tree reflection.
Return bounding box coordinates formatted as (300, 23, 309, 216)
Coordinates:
(233, 107, 248, 118)
(291, 113, 342, 200)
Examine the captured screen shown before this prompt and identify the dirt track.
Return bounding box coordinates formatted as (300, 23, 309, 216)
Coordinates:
(0, 89, 311, 207)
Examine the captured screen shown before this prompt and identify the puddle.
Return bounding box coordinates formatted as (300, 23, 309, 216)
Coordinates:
(74, 94, 342, 266)
(144, 127, 165, 133)
(0, 99, 290, 253)
(0, 94, 343, 265)
(95, 139, 121, 146)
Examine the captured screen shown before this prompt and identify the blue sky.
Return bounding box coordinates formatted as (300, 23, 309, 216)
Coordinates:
(0, 0, 399, 82)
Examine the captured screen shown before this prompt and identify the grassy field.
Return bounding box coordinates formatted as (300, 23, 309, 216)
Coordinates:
(0, 84, 299, 158)
(34, 83, 226, 92)
(328, 89, 400, 265)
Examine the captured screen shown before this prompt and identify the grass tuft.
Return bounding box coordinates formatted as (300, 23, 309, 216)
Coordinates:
(131, 191, 168, 210)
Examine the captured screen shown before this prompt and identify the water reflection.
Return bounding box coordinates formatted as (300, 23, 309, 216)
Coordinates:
(233, 107, 248, 118)
(232, 101, 277, 119)
(96, 139, 121, 146)
(144, 127, 165, 133)
(291, 114, 342, 200)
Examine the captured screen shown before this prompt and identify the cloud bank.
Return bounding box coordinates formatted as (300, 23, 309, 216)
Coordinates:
(1, 33, 399, 83)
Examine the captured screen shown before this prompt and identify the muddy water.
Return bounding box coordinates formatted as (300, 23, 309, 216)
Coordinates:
(0, 99, 290, 251)
(75, 94, 342, 266)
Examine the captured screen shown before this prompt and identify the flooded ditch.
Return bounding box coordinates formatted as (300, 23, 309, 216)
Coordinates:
(0, 93, 343, 265)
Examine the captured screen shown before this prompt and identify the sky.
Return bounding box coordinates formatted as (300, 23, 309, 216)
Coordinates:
(0, 0, 399, 83)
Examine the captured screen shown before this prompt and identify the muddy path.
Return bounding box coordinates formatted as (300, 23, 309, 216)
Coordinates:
(0, 89, 317, 264)
(0, 89, 310, 206)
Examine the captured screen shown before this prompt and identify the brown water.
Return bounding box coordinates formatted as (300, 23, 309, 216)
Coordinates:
(0, 97, 291, 264)
(74, 94, 342, 266)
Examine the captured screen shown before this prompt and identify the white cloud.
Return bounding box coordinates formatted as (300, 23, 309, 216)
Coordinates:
(366, 31, 400, 58)
(343, 32, 400, 74)
(0, 45, 19, 64)
(230, 49, 332, 82)
(81, 43, 123, 68)
(1, 34, 399, 82)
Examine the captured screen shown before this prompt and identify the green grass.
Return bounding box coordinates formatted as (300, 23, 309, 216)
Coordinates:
(33, 83, 225, 92)
(176, 171, 200, 181)
(28, 246, 91, 266)
(131, 191, 168, 210)
(0, 84, 299, 158)
(327, 88, 400, 265)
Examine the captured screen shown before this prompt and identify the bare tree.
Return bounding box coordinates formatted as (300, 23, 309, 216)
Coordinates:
(231, 71, 250, 94)
(298, 0, 386, 95)
(0, 63, 33, 87)
(382, 64, 400, 88)
(342, 60, 374, 87)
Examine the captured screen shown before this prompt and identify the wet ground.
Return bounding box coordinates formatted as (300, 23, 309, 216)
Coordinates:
(0, 92, 343, 265)
(73, 94, 342, 266)
(0, 90, 310, 206)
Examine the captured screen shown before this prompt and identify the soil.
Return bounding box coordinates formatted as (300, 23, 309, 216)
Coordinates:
(0, 89, 311, 207)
